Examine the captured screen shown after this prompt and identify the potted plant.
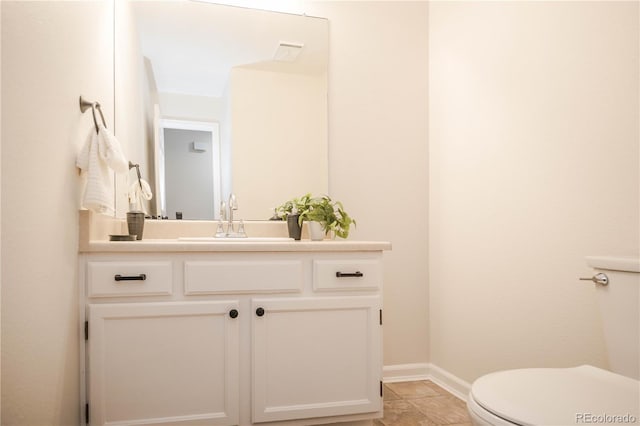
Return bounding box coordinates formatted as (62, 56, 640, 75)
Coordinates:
(299, 195, 356, 240)
(275, 193, 313, 240)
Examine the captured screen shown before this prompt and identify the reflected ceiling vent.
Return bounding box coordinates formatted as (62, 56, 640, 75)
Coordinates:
(274, 41, 304, 62)
(191, 141, 207, 153)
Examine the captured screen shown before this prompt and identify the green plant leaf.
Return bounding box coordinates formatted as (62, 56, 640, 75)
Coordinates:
(278, 193, 355, 239)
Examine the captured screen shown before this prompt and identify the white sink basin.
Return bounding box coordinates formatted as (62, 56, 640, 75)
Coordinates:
(178, 237, 294, 242)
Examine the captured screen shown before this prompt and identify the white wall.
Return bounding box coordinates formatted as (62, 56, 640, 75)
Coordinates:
(1, 1, 113, 424)
(429, 1, 640, 383)
(306, 1, 430, 367)
(159, 92, 224, 123)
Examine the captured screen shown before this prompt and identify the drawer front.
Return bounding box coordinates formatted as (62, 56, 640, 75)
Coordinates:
(313, 259, 382, 291)
(184, 260, 304, 295)
(87, 261, 173, 298)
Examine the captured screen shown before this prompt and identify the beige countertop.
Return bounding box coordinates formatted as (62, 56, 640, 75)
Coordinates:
(79, 210, 391, 253)
(81, 239, 392, 253)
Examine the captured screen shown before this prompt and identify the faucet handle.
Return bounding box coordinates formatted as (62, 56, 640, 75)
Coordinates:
(237, 219, 247, 237)
(214, 220, 226, 238)
(219, 201, 227, 221)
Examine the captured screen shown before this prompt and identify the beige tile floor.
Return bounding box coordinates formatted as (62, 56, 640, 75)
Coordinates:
(374, 380, 472, 426)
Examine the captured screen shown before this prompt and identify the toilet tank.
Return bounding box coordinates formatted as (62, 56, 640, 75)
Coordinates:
(587, 256, 640, 380)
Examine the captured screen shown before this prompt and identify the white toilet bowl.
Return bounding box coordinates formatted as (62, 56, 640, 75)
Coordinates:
(467, 256, 640, 425)
(467, 365, 639, 425)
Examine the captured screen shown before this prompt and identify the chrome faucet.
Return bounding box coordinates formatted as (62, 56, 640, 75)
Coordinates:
(215, 193, 247, 238)
(213, 193, 246, 238)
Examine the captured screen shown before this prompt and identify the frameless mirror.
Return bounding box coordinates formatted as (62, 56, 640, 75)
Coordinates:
(115, 1, 328, 220)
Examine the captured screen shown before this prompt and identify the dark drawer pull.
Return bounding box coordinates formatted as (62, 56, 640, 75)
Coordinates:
(114, 274, 147, 282)
(336, 271, 364, 278)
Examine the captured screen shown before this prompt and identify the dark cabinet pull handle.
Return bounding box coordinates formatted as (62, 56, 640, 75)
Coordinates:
(229, 309, 239, 319)
(114, 274, 147, 281)
(336, 271, 364, 278)
(256, 307, 265, 317)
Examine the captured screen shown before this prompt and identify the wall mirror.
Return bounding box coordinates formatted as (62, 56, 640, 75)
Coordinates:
(116, 0, 329, 220)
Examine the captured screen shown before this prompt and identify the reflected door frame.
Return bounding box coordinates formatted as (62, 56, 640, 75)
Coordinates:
(154, 113, 222, 219)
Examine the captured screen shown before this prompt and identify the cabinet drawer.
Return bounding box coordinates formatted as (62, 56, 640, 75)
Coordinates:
(87, 261, 173, 298)
(313, 259, 382, 291)
(184, 260, 303, 294)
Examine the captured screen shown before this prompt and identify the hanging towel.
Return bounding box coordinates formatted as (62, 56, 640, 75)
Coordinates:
(98, 124, 128, 174)
(77, 124, 128, 214)
(128, 178, 153, 214)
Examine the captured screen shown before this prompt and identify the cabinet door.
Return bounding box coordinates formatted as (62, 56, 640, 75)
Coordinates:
(88, 301, 239, 426)
(251, 296, 382, 423)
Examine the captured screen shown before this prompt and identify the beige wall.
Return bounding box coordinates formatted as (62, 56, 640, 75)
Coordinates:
(115, 0, 151, 216)
(429, 1, 639, 383)
(307, 1, 430, 367)
(1, 1, 113, 424)
(230, 67, 328, 219)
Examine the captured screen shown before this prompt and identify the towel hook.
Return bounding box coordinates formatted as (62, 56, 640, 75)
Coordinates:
(79, 96, 108, 134)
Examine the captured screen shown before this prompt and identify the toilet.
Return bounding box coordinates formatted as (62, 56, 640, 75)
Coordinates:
(467, 256, 640, 425)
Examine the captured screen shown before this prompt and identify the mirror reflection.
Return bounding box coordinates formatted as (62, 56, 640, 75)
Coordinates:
(118, 1, 329, 220)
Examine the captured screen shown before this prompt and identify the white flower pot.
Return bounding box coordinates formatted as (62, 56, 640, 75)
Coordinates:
(308, 221, 325, 241)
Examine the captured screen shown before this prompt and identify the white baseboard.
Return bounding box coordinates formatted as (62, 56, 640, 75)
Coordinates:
(382, 363, 431, 383)
(427, 363, 471, 401)
(383, 363, 471, 401)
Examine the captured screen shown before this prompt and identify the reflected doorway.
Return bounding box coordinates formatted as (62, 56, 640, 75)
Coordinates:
(157, 119, 221, 220)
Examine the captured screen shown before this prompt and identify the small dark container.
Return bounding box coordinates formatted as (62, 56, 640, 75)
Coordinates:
(287, 214, 302, 240)
(127, 211, 145, 240)
(109, 234, 136, 241)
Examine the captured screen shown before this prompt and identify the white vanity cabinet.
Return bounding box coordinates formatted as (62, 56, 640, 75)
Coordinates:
(79, 244, 388, 426)
(87, 300, 240, 425)
(251, 296, 381, 423)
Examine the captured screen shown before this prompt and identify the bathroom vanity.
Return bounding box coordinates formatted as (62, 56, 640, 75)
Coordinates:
(78, 218, 390, 425)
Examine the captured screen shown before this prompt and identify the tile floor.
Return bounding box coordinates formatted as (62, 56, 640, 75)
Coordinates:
(374, 380, 472, 426)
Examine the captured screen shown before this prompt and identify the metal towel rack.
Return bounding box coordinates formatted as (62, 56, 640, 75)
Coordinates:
(129, 161, 143, 191)
(79, 96, 107, 134)
(80, 96, 143, 192)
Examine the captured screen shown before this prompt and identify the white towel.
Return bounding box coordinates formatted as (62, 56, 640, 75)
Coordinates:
(77, 124, 128, 214)
(98, 124, 129, 173)
(128, 178, 153, 214)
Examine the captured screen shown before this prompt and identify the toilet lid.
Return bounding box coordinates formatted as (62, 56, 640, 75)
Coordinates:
(470, 365, 640, 426)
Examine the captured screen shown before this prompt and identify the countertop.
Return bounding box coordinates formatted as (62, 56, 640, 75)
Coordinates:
(80, 239, 392, 253)
(78, 211, 391, 253)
